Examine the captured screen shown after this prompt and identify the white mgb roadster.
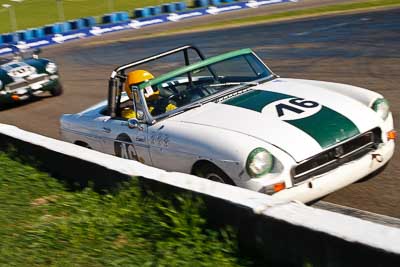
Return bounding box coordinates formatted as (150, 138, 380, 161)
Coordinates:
(60, 45, 396, 203)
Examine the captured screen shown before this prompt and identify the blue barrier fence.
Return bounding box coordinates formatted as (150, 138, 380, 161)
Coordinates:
(195, 0, 209, 7)
(0, 0, 299, 55)
(83, 17, 97, 28)
(69, 19, 85, 30)
(175, 2, 187, 11)
(162, 3, 176, 13)
(149, 6, 162, 16)
(134, 7, 151, 18)
(210, 0, 221, 6)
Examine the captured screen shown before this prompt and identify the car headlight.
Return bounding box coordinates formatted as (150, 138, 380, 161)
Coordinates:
(0, 80, 3, 90)
(246, 147, 274, 178)
(46, 62, 58, 74)
(371, 98, 390, 120)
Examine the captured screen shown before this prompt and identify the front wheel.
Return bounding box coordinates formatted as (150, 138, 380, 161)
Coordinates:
(50, 83, 63, 96)
(194, 163, 235, 185)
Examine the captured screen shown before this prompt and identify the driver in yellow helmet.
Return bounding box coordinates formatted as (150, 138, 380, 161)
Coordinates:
(121, 70, 176, 119)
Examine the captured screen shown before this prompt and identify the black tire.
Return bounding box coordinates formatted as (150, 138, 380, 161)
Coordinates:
(194, 162, 235, 185)
(50, 83, 63, 96)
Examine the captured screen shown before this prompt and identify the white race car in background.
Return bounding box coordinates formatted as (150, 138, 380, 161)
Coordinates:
(60, 45, 396, 203)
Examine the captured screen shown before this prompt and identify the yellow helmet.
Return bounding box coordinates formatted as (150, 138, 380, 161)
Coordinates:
(125, 70, 155, 98)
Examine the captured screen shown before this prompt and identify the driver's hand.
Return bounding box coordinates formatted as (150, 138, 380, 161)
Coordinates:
(166, 103, 177, 112)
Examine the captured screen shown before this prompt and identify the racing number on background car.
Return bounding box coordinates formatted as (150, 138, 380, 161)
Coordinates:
(276, 98, 319, 117)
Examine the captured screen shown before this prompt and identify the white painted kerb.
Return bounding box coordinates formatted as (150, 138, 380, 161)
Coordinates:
(0, 123, 399, 255)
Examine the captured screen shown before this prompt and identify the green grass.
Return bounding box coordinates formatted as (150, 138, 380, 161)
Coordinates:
(0, 151, 251, 266)
(0, 0, 194, 33)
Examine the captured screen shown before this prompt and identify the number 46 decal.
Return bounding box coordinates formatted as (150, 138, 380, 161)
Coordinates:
(276, 98, 319, 117)
(262, 97, 321, 121)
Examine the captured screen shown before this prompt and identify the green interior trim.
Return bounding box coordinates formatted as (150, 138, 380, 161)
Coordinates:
(139, 48, 254, 89)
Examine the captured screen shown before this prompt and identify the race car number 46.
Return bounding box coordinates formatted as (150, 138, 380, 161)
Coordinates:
(262, 98, 322, 120)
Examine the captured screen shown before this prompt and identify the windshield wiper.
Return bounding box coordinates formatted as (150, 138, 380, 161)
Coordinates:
(167, 103, 202, 118)
(209, 81, 259, 87)
(181, 102, 202, 111)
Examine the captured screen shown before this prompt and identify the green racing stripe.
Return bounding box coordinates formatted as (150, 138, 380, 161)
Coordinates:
(223, 90, 360, 148)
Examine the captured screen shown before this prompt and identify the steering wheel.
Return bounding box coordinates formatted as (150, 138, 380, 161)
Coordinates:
(164, 84, 190, 105)
(159, 83, 179, 98)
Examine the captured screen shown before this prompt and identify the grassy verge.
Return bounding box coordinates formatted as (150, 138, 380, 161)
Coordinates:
(0, 151, 250, 266)
(0, 0, 195, 33)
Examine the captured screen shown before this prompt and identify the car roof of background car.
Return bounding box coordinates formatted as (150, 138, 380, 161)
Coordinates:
(138, 48, 254, 90)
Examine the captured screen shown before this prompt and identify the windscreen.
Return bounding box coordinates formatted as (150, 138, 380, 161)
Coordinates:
(143, 53, 272, 116)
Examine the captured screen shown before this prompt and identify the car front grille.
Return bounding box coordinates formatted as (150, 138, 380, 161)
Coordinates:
(292, 128, 382, 184)
(26, 73, 49, 84)
(5, 74, 49, 92)
(6, 81, 29, 91)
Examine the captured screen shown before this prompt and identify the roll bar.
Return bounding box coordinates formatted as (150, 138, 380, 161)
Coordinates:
(107, 45, 206, 117)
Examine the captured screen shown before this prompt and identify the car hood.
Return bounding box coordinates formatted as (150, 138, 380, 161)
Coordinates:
(0, 60, 35, 84)
(171, 78, 381, 162)
(0, 59, 48, 86)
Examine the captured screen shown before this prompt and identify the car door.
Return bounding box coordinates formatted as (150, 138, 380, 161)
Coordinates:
(100, 117, 153, 165)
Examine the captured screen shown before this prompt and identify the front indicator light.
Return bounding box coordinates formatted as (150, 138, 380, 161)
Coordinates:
(260, 182, 286, 195)
(274, 183, 286, 193)
(11, 95, 19, 101)
(46, 62, 58, 74)
(387, 130, 397, 140)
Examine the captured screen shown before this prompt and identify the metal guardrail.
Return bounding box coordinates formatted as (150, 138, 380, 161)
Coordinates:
(0, 123, 399, 266)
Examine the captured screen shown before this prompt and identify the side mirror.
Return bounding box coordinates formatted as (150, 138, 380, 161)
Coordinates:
(127, 118, 144, 131)
(136, 110, 145, 120)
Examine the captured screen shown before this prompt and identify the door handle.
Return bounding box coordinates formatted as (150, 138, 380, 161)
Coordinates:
(102, 127, 111, 133)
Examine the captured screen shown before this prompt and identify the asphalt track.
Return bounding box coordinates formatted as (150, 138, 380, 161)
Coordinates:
(0, 4, 399, 217)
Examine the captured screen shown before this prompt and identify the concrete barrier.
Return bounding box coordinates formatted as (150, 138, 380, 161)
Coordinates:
(0, 123, 399, 266)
